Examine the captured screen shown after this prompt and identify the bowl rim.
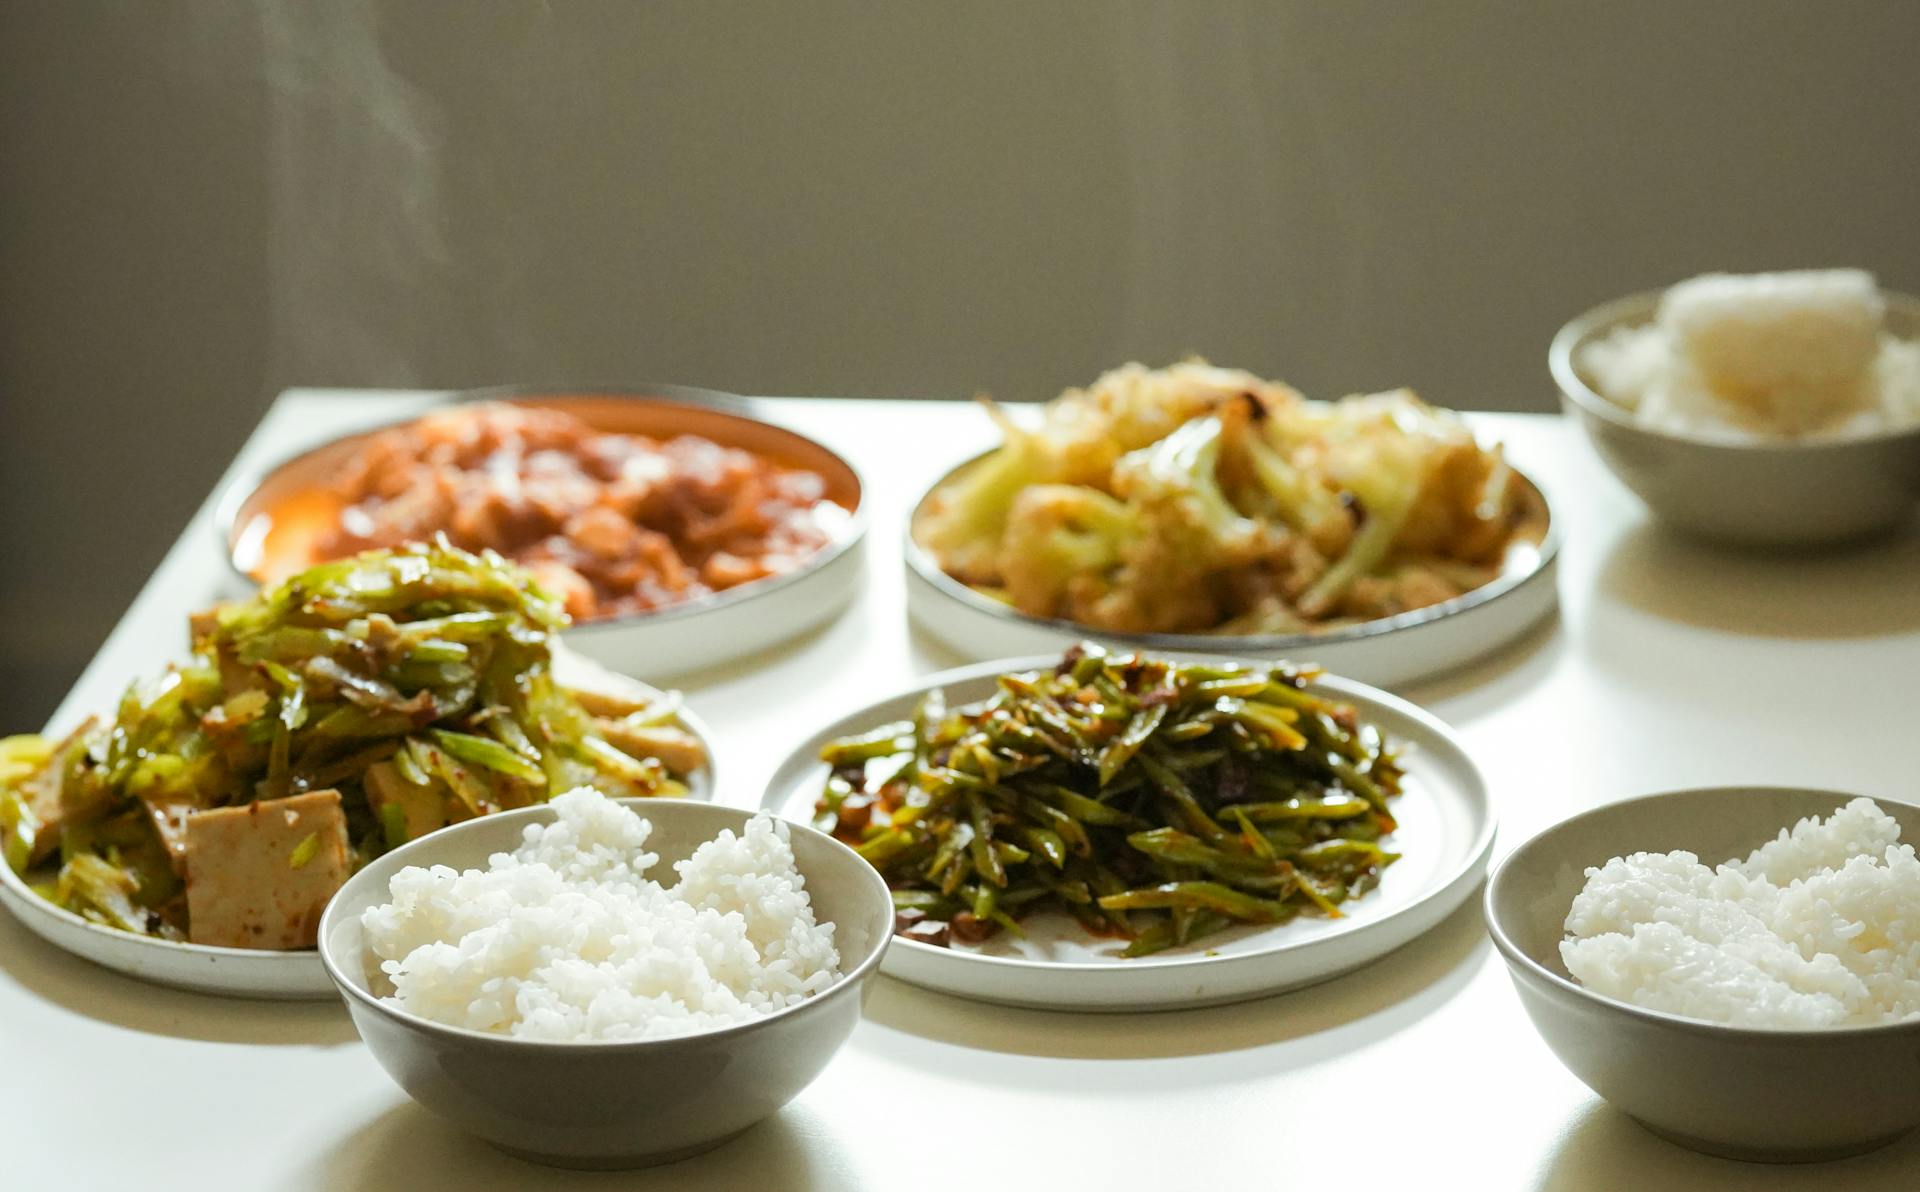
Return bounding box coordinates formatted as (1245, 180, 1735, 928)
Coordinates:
(1485, 784, 1920, 1041)
(769, 651, 1498, 978)
(904, 449, 1561, 654)
(1549, 288, 1920, 453)
(317, 796, 896, 1051)
(212, 382, 871, 637)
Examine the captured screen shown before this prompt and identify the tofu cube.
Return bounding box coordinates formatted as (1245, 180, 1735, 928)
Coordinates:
(144, 801, 194, 876)
(184, 790, 351, 949)
(593, 721, 707, 776)
(21, 719, 112, 865)
(363, 761, 448, 845)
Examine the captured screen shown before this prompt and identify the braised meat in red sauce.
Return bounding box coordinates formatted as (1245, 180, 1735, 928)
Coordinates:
(318, 403, 841, 620)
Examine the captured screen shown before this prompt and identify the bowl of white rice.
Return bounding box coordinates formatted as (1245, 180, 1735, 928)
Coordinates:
(1551, 273, 1920, 546)
(317, 789, 893, 1170)
(1486, 787, 1920, 1163)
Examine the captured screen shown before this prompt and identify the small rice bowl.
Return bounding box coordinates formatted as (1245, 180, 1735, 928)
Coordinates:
(1561, 797, 1920, 1029)
(361, 788, 841, 1041)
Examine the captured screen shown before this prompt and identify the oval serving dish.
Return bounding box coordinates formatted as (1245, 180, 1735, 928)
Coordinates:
(763, 654, 1495, 1012)
(904, 453, 1558, 690)
(0, 650, 717, 1000)
(217, 385, 868, 679)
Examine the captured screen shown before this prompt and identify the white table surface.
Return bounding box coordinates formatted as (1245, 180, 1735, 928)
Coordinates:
(8, 390, 1920, 1191)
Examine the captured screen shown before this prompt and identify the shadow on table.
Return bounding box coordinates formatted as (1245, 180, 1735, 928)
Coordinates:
(905, 622, 971, 671)
(1595, 522, 1920, 638)
(665, 612, 970, 697)
(1533, 1100, 1920, 1191)
(861, 885, 1489, 1062)
(311, 1099, 851, 1192)
(643, 601, 968, 731)
(0, 905, 359, 1047)
(650, 615, 840, 692)
(1399, 609, 1564, 724)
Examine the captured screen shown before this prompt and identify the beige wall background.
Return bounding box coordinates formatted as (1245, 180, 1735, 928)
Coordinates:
(3, 1, 1917, 725)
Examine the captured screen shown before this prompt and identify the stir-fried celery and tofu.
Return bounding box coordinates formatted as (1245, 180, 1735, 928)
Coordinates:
(813, 644, 1403, 957)
(0, 543, 704, 950)
(915, 360, 1542, 635)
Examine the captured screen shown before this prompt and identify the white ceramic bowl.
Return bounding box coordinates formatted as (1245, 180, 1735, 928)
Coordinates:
(764, 654, 1495, 1011)
(905, 456, 1559, 689)
(1551, 291, 1920, 546)
(0, 651, 715, 999)
(1488, 787, 1920, 1163)
(217, 385, 868, 679)
(319, 799, 894, 1169)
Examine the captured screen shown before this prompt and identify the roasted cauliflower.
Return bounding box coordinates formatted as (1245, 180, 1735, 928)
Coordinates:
(913, 360, 1538, 636)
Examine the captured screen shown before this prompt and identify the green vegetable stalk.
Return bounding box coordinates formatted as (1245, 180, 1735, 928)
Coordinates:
(815, 642, 1403, 956)
(0, 540, 704, 942)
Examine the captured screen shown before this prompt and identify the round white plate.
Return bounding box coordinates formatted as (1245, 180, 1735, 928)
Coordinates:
(0, 647, 715, 1000)
(762, 656, 1495, 1011)
(904, 454, 1559, 690)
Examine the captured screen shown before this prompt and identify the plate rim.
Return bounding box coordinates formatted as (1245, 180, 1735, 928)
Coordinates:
(759, 652, 1496, 982)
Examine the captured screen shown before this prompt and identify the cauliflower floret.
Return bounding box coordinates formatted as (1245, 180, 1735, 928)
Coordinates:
(1288, 390, 1495, 616)
(1216, 394, 1355, 559)
(916, 362, 1518, 636)
(998, 485, 1136, 620)
(915, 396, 1131, 584)
(913, 412, 1055, 584)
(1060, 360, 1301, 454)
(1099, 416, 1272, 632)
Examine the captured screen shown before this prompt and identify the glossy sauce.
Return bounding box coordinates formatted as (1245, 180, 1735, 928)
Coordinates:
(246, 402, 848, 622)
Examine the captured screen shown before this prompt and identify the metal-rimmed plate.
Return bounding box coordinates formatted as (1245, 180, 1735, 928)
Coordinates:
(761, 655, 1495, 1011)
(215, 384, 868, 680)
(904, 453, 1559, 690)
(0, 648, 716, 1001)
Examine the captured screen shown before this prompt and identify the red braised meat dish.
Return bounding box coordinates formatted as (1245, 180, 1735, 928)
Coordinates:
(317, 403, 843, 621)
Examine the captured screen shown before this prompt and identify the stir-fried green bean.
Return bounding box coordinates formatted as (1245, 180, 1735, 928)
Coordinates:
(0, 540, 704, 942)
(816, 643, 1403, 956)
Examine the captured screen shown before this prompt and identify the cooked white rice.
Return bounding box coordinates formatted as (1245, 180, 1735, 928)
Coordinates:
(1561, 797, 1920, 1029)
(361, 788, 841, 1042)
(1579, 269, 1920, 441)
